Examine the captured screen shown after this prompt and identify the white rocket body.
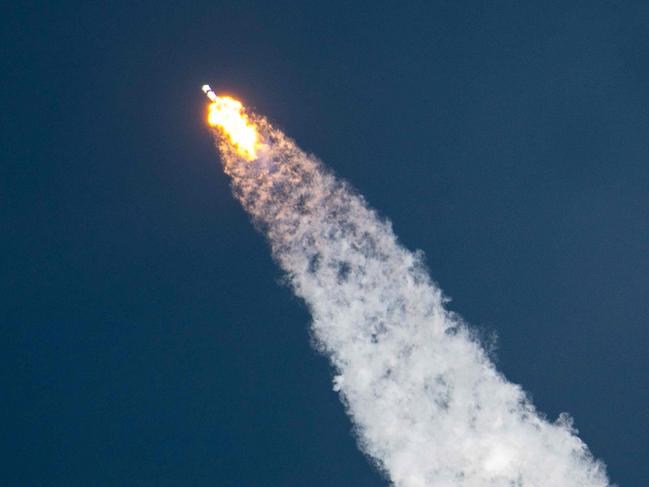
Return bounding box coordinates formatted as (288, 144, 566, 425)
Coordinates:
(202, 84, 217, 102)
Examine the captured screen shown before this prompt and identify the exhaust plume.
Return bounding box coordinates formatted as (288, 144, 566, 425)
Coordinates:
(204, 91, 612, 486)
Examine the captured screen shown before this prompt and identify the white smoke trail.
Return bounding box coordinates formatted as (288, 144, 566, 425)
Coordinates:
(210, 116, 611, 487)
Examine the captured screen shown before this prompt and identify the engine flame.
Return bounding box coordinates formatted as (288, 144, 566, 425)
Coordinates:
(203, 86, 259, 160)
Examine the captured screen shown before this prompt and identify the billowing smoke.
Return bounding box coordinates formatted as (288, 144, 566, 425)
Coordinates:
(209, 116, 611, 487)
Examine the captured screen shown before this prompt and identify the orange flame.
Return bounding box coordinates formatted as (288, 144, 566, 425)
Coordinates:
(207, 96, 259, 160)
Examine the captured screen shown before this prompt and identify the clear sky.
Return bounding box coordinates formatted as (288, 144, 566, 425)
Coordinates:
(3, 2, 648, 485)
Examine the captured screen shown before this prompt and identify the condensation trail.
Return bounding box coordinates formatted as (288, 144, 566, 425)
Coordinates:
(208, 113, 611, 486)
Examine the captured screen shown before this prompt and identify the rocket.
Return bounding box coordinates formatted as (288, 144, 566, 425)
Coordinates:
(202, 84, 217, 102)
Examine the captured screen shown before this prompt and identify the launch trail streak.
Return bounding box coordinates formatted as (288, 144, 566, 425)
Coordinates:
(202, 86, 611, 487)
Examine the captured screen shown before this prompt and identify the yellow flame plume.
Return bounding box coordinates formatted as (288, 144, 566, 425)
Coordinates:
(207, 96, 259, 160)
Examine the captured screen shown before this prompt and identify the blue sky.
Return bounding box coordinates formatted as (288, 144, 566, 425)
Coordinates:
(3, 2, 648, 485)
